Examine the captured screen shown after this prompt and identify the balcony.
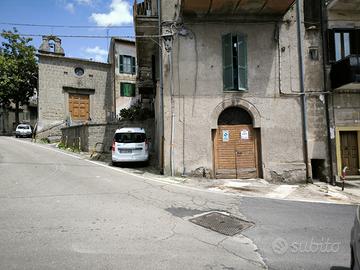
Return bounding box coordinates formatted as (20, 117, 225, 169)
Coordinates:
(181, 0, 295, 19)
(134, 0, 159, 92)
(134, 0, 157, 17)
(330, 55, 360, 90)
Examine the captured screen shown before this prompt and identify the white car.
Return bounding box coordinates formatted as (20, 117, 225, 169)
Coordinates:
(15, 124, 32, 138)
(111, 127, 149, 165)
(351, 205, 360, 270)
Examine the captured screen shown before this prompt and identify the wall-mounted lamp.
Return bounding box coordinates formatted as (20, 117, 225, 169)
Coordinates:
(162, 28, 174, 52)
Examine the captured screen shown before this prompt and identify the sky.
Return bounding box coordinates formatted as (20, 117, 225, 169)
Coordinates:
(0, 0, 135, 62)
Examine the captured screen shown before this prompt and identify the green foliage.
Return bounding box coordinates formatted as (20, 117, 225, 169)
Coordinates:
(119, 103, 154, 121)
(57, 142, 66, 149)
(0, 28, 37, 123)
(39, 138, 50, 144)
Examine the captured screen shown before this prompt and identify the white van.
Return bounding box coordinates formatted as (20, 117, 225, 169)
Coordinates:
(111, 127, 149, 165)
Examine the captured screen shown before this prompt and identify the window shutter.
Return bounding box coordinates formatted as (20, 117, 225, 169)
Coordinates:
(304, 0, 321, 28)
(120, 82, 124, 96)
(131, 57, 136, 75)
(120, 83, 135, 97)
(354, 29, 360, 55)
(237, 34, 248, 90)
(130, 83, 135, 96)
(327, 29, 335, 62)
(222, 33, 234, 91)
(119, 55, 124, 73)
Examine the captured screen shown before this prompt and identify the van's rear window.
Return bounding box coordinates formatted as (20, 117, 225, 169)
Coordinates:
(114, 133, 146, 143)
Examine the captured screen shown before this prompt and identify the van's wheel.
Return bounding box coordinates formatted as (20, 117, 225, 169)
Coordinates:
(15, 135, 18, 138)
(112, 161, 118, 167)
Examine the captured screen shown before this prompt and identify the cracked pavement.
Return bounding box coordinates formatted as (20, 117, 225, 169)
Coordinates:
(0, 137, 266, 270)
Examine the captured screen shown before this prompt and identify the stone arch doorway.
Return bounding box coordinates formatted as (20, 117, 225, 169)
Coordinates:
(212, 106, 261, 179)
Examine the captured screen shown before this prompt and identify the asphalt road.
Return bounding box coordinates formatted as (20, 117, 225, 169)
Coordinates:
(241, 197, 356, 270)
(0, 136, 357, 270)
(0, 137, 265, 270)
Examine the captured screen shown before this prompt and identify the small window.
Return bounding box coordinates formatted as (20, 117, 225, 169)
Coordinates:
(120, 83, 136, 97)
(222, 33, 247, 91)
(119, 55, 136, 74)
(74, 67, 84, 76)
(328, 29, 360, 62)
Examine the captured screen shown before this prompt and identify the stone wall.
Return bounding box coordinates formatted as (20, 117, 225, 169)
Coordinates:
(37, 54, 113, 135)
(61, 119, 155, 154)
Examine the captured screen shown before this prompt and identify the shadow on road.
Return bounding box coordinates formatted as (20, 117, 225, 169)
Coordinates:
(330, 267, 350, 270)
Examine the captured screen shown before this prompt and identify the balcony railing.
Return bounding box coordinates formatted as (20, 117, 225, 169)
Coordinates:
(134, 0, 157, 17)
(330, 55, 360, 89)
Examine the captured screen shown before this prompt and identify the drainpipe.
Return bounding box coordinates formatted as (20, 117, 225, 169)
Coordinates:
(296, 0, 311, 182)
(112, 38, 116, 121)
(320, 0, 334, 184)
(158, 0, 165, 174)
(169, 51, 175, 177)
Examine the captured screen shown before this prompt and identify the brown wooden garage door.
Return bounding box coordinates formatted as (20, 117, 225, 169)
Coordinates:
(69, 94, 89, 121)
(214, 125, 259, 179)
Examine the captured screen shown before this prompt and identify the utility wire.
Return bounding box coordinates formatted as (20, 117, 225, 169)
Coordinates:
(0, 22, 157, 29)
(17, 33, 161, 39)
(0, 22, 133, 28)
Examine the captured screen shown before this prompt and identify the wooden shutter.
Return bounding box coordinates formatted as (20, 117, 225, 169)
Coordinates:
(222, 33, 234, 91)
(119, 55, 124, 73)
(304, 0, 321, 28)
(327, 29, 335, 62)
(131, 57, 136, 75)
(350, 30, 358, 55)
(120, 82, 124, 96)
(237, 34, 248, 90)
(121, 83, 135, 97)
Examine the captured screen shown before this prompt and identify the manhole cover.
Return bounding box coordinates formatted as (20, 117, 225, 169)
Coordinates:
(189, 212, 253, 236)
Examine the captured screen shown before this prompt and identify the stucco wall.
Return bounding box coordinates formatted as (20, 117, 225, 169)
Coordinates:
(38, 55, 113, 135)
(111, 40, 138, 116)
(159, 3, 328, 182)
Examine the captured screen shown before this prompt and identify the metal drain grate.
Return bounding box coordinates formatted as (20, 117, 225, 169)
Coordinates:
(189, 212, 253, 236)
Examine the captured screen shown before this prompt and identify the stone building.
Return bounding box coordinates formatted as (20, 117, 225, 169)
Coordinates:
(134, 0, 330, 182)
(37, 35, 113, 137)
(108, 38, 139, 117)
(326, 0, 360, 179)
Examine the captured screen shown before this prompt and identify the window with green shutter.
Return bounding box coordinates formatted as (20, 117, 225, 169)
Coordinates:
(120, 83, 136, 97)
(222, 33, 248, 91)
(119, 55, 136, 75)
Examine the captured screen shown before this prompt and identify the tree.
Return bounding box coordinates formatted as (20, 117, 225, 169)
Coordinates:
(0, 28, 37, 125)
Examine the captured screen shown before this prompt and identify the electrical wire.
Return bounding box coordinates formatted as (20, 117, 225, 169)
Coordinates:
(15, 33, 162, 39)
(0, 22, 156, 29)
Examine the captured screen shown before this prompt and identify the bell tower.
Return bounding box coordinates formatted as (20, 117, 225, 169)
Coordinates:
(38, 35, 65, 56)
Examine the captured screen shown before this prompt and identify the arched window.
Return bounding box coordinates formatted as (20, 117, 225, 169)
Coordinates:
(48, 39, 56, 53)
(218, 106, 252, 125)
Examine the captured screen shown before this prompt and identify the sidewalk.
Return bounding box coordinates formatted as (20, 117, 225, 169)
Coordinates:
(65, 146, 360, 205)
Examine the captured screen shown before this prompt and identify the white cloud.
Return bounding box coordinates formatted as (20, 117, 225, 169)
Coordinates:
(83, 46, 108, 62)
(90, 0, 133, 26)
(65, 2, 75, 13)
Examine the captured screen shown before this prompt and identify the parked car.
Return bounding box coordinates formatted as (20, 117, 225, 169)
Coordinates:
(15, 124, 32, 138)
(351, 205, 360, 270)
(111, 127, 149, 165)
